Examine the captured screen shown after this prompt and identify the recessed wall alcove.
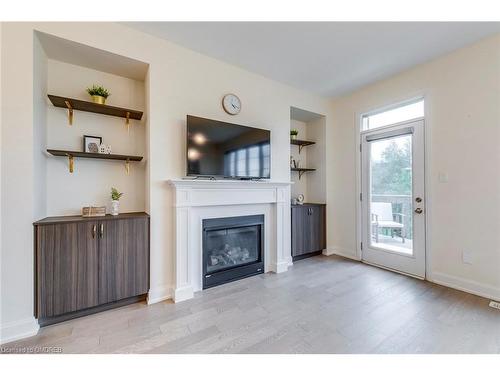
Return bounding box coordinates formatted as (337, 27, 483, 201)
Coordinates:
(33, 31, 150, 218)
(289, 106, 326, 203)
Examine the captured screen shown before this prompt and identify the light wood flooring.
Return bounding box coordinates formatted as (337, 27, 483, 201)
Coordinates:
(2, 255, 500, 354)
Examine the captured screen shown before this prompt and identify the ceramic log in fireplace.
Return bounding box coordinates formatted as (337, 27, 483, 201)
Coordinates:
(202, 214, 264, 289)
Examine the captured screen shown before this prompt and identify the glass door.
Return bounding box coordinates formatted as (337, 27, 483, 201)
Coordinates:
(361, 119, 425, 277)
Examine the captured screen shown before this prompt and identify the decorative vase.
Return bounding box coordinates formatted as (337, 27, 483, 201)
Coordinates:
(111, 200, 120, 216)
(291, 134, 297, 140)
(91, 95, 106, 105)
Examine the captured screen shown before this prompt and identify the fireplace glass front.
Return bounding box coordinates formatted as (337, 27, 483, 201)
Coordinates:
(203, 215, 264, 288)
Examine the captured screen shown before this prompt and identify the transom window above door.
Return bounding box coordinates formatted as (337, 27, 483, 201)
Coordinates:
(362, 98, 424, 131)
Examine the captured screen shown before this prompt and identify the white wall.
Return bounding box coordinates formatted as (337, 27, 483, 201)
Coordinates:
(46, 60, 146, 215)
(0, 23, 3, 339)
(0, 22, 332, 343)
(305, 117, 326, 204)
(328, 34, 500, 299)
(1, 23, 38, 342)
(33, 33, 48, 221)
(290, 119, 308, 199)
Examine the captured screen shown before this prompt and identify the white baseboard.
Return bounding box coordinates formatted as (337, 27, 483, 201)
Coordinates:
(428, 271, 500, 301)
(324, 248, 499, 302)
(173, 285, 194, 303)
(147, 285, 173, 305)
(270, 261, 289, 274)
(323, 247, 361, 261)
(0, 317, 39, 344)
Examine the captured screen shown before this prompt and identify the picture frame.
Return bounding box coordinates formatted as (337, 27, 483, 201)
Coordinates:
(83, 135, 102, 153)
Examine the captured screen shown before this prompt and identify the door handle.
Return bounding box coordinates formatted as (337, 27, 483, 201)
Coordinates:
(99, 223, 104, 238)
(92, 224, 96, 239)
(414, 208, 423, 214)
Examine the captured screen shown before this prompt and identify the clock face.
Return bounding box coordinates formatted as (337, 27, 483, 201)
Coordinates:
(222, 94, 241, 115)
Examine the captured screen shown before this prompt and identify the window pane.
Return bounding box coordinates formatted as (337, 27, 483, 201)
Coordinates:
(370, 135, 413, 255)
(363, 100, 424, 130)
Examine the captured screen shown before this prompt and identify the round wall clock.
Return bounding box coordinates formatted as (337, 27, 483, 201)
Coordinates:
(222, 94, 241, 115)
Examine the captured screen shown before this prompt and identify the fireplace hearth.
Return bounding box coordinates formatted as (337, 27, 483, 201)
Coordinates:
(203, 215, 264, 289)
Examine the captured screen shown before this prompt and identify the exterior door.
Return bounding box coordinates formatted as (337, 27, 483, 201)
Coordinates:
(361, 119, 425, 277)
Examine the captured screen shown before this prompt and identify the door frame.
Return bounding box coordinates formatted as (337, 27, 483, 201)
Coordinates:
(354, 94, 433, 280)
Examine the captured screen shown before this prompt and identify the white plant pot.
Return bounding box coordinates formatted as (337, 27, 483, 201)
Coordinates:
(111, 200, 120, 216)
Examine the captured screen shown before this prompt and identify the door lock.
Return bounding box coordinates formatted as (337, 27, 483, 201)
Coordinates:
(414, 208, 423, 214)
(415, 197, 422, 203)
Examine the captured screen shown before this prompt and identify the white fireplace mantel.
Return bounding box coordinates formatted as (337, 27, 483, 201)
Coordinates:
(167, 179, 293, 302)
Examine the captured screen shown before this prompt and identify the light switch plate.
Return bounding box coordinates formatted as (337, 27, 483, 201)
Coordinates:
(462, 250, 473, 264)
(438, 172, 449, 183)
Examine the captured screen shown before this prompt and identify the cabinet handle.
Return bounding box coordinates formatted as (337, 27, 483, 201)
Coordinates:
(99, 223, 104, 238)
(92, 225, 96, 239)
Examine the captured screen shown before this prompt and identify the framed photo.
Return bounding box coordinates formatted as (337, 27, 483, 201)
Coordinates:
(83, 135, 102, 153)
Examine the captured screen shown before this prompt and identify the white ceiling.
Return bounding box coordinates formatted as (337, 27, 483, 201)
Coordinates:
(123, 22, 500, 97)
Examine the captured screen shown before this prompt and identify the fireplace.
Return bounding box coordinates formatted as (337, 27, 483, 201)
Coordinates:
(202, 214, 264, 289)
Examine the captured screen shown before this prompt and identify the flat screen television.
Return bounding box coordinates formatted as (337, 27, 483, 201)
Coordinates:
(187, 115, 271, 179)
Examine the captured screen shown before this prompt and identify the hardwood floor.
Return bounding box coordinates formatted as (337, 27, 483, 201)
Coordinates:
(2, 255, 499, 354)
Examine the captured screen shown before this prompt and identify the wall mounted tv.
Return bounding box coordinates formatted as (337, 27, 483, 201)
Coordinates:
(187, 115, 271, 179)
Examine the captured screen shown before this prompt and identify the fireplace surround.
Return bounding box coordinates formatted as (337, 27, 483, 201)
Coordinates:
(166, 179, 292, 302)
(203, 214, 264, 289)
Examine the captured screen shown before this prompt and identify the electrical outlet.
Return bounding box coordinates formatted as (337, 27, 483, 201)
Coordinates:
(462, 250, 473, 265)
(489, 301, 500, 310)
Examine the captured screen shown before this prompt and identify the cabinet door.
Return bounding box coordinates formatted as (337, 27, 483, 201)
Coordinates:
(36, 222, 99, 318)
(98, 217, 149, 304)
(291, 206, 309, 257)
(309, 205, 326, 252)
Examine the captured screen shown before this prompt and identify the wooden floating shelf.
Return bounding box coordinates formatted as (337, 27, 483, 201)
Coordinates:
(291, 139, 316, 154)
(291, 167, 316, 180)
(48, 94, 143, 126)
(47, 149, 143, 174)
(47, 149, 143, 161)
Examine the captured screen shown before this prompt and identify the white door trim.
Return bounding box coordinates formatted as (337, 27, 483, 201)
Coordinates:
(354, 93, 432, 278)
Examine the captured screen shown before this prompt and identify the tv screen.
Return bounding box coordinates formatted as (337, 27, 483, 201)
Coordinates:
(187, 115, 271, 179)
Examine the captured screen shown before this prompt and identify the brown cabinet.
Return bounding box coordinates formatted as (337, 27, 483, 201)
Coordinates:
(34, 213, 149, 326)
(291, 204, 326, 260)
(98, 217, 149, 304)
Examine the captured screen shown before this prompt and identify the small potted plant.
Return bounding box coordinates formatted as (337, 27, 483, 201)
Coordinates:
(110, 187, 123, 216)
(87, 84, 111, 105)
(290, 129, 299, 140)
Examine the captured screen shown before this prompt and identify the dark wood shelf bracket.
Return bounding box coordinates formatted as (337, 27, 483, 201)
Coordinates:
(291, 167, 316, 180)
(291, 139, 316, 154)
